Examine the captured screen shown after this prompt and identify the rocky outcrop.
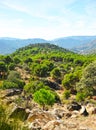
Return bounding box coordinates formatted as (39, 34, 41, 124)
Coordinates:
(4, 89, 22, 97)
(42, 120, 65, 130)
(27, 109, 56, 129)
(10, 106, 30, 121)
(43, 79, 61, 90)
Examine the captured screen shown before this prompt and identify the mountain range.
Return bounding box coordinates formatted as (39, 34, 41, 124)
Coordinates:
(0, 36, 96, 54)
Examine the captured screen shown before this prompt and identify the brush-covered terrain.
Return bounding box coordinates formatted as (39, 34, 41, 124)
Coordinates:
(0, 43, 96, 130)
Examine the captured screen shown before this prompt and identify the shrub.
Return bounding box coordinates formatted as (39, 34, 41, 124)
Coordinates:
(8, 63, 15, 70)
(33, 88, 55, 109)
(76, 92, 86, 102)
(76, 61, 96, 96)
(7, 71, 25, 89)
(63, 90, 70, 99)
(33, 64, 48, 77)
(24, 81, 49, 94)
(50, 68, 61, 80)
(1, 81, 18, 89)
(7, 71, 21, 80)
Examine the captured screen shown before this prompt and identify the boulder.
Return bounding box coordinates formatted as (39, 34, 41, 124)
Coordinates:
(5, 89, 22, 97)
(86, 103, 96, 115)
(43, 79, 61, 90)
(80, 106, 89, 116)
(10, 106, 30, 121)
(67, 101, 81, 111)
(51, 108, 66, 119)
(42, 120, 66, 130)
(27, 109, 56, 129)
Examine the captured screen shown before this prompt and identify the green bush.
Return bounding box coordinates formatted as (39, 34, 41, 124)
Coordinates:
(33, 64, 48, 77)
(50, 68, 61, 80)
(7, 71, 25, 89)
(11, 78, 25, 89)
(33, 88, 55, 109)
(8, 63, 15, 70)
(7, 71, 21, 80)
(1, 81, 18, 89)
(24, 81, 49, 94)
(63, 90, 70, 99)
(76, 92, 86, 102)
(76, 61, 96, 96)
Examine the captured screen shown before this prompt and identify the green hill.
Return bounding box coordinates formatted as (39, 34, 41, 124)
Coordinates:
(0, 43, 96, 129)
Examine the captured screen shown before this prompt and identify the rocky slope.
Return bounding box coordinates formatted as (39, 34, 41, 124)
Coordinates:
(0, 89, 96, 130)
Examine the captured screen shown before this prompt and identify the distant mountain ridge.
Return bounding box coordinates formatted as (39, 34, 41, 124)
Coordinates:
(0, 38, 47, 54)
(72, 39, 96, 54)
(0, 36, 96, 54)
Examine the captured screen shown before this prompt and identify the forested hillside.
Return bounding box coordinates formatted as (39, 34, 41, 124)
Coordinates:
(0, 43, 96, 129)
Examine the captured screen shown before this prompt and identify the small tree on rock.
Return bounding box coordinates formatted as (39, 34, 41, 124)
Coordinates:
(33, 88, 55, 109)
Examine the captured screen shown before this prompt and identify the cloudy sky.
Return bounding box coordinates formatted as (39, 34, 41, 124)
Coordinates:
(0, 0, 96, 39)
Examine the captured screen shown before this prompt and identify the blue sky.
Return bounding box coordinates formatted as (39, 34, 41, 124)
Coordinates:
(0, 0, 96, 39)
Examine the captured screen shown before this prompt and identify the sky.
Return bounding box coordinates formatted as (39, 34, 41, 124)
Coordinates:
(0, 0, 96, 40)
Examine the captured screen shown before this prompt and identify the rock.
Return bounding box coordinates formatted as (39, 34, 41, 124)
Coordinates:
(86, 103, 96, 115)
(51, 108, 66, 119)
(5, 89, 22, 97)
(71, 110, 79, 118)
(67, 101, 81, 111)
(42, 120, 66, 130)
(78, 126, 92, 130)
(92, 96, 96, 100)
(87, 107, 96, 115)
(10, 106, 30, 121)
(65, 112, 72, 119)
(43, 79, 61, 90)
(27, 109, 56, 129)
(80, 106, 89, 116)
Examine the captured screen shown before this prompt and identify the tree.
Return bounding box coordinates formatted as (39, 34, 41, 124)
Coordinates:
(7, 71, 21, 80)
(33, 64, 48, 77)
(63, 90, 70, 99)
(76, 61, 96, 96)
(4, 56, 13, 64)
(33, 88, 55, 109)
(7, 71, 25, 89)
(24, 81, 49, 94)
(0, 62, 7, 79)
(13, 57, 21, 64)
(62, 73, 79, 93)
(24, 57, 33, 64)
(50, 68, 61, 80)
(1, 81, 18, 89)
(8, 63, 15, 70)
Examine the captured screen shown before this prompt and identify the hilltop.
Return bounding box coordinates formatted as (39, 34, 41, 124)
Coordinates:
(0, 43, 96, 130)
